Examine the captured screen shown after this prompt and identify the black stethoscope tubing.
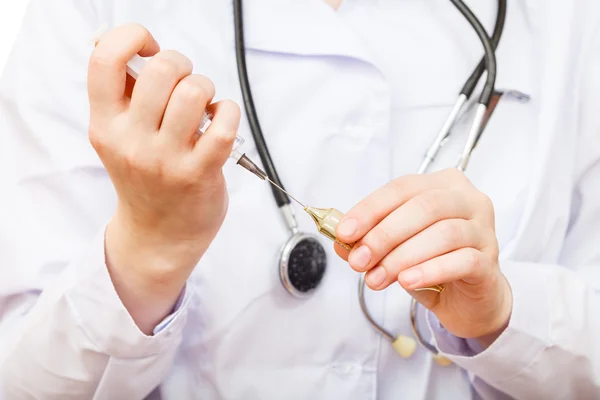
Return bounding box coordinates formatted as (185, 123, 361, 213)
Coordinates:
(233, 0, 289, 208)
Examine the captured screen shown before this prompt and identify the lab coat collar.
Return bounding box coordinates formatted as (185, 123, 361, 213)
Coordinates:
(226, 0, 534, 99)
(229, 0, 378, 68)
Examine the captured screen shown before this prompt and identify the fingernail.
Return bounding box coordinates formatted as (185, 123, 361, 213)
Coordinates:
(348, 245, 371, 270)
(366, 266, 387, 287)
(337, 218, 358, 237)
(400, 269, 422, 286)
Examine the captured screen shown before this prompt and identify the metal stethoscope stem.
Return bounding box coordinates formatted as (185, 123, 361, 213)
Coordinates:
(358, 274, 395, 342)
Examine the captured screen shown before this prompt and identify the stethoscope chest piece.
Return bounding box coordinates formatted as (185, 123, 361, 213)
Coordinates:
(279, 232, 327, 298)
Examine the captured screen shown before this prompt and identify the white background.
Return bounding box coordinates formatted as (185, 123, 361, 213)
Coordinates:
(0, 1, 29, 77)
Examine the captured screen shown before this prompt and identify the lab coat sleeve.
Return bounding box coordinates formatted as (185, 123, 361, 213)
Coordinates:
(0, 1, 192, 398)
(427, 25, 600, 400)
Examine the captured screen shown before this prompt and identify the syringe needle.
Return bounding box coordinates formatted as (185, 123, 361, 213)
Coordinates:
(235, 154, 305, 207)
(266, 178, 306, 208)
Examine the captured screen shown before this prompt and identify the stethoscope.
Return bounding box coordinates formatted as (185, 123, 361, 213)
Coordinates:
(232, 0, 506, 361)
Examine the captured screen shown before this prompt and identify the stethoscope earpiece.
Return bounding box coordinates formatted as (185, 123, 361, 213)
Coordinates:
(392, 335, 417, 359)
(433, 354, 453, 367)
(359, 274, 453, 366)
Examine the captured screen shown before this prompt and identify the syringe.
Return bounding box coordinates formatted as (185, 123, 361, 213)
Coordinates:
(125, 54, 268, 181)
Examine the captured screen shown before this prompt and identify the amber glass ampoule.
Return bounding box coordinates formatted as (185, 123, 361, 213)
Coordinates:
(303, 206, 354, 250)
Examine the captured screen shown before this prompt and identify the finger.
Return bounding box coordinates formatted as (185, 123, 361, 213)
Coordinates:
(191, 99, 241, 173)
(335, 175, 426, 243)
(129, 50, 194, 130)
(334, 243, 350, 261)
(159, 74, 216, 148)
(397, 247, 487, 291)
(347, 189, 473, 273)
(336, 169, 473, 244)
(88, 23, 160, 116)
(363, 219, 481, 290)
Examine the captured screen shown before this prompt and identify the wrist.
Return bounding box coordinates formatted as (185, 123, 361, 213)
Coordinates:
(475, 271, 513, 349)
(104, 213, 208, 334)
(108, 209, 211, 279)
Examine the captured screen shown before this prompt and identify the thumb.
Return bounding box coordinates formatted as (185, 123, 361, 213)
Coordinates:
(194, 99, 242, 173)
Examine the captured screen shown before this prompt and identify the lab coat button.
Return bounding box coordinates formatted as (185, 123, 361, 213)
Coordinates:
(332, 363, 361, 378)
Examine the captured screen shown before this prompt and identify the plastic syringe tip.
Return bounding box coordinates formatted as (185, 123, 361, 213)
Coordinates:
(236, 154, 268, 180)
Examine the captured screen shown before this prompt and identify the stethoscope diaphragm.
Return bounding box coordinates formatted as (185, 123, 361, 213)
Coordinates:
(279, 233, 327, 298)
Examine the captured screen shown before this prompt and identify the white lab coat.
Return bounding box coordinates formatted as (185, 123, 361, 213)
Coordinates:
(0, 0, 599, 398)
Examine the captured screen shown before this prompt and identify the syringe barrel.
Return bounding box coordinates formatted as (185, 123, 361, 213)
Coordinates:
(230, 136, 246, 161)
(201, 112, 245, 161)
(127, 54, 245, 161)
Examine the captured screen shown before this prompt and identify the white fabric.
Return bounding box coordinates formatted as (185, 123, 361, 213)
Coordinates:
(0, 0, 599, 398)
